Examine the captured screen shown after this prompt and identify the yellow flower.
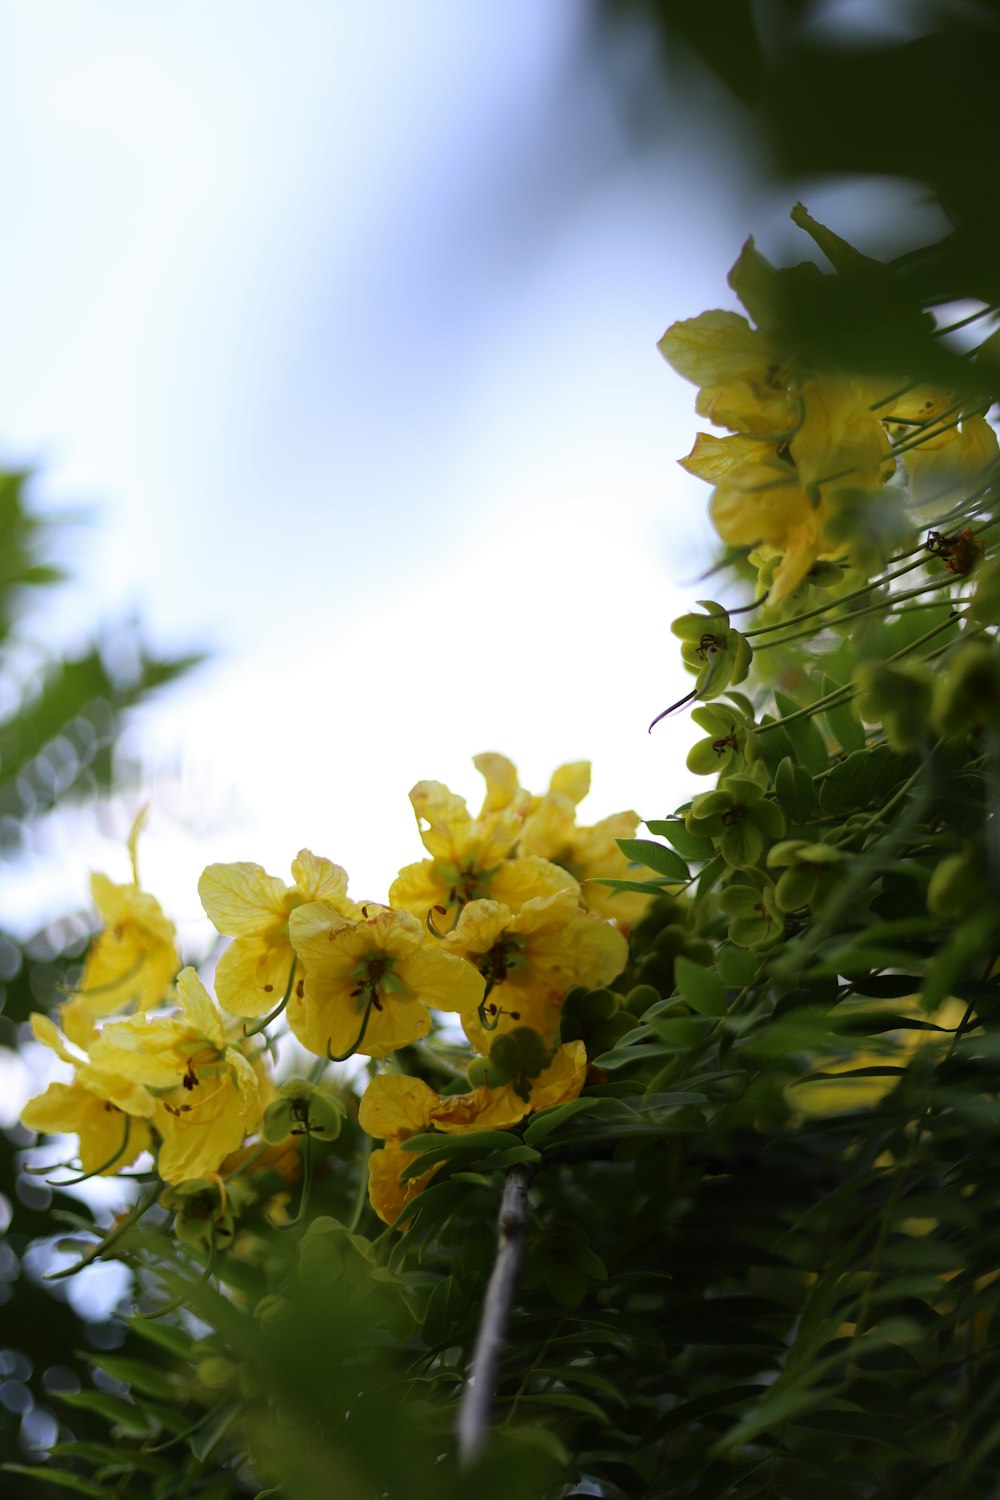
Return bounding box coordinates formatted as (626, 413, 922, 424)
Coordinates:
(709, 458, 828, 603)
(359, 1040, 587, 1225)
(893, 413, 999, 516)
(78, 871, 180, 1016)
(390, 778, 576, 926)
(658, 309, 799, 437)
(444, 891, 628, 1053)
(21, 1010, 156, 1175)
(199, 849, 363, 1018)
(88, 967, 262, 1185)
(517, 767, 649, 928)
(287, 902, 485, 1060)
(789, 377, 893, 494)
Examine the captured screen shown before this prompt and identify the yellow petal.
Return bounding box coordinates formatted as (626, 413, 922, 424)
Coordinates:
(60, 996, 98, 1051)
(291, 849, 360, 914)
(446, 900, 513, 955)
(354, 998, 432, 1060)
(367, 1145, 435, 1228)
(358, 1074, 437, 1141)
(155, 1086, 250, 1185)
(473, 752, 522, 813)
(519, 794, 576, 862)
(658, 309, 769, 388)
(791, 377, 893, 491)
(176, 968, 225, 1048)
(679, 432, 776, 484)
(395, 945, 485, 1015)
(286, 901, 356, 971)
(21, 1080, 88, 1134)
(489, 856, 579, 911)
(29, 1013, 76, 1064)
(710, 462, 813, 549)
(388, 860, 449, 923)
(530, 1041, 587, 1111)
(430, 1083, 528, 1133)
(89, 1014, 192, 1090)
(409, 780, 473, 861)
(215, 937, 294, 1018)
(198, 862, 290, 937)
(549, 762, 591, 806)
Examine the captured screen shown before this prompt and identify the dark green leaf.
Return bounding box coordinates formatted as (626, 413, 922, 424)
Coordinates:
(616, 838, 690, 881)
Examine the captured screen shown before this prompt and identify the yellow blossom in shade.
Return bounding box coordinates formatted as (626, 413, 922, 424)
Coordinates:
(709, 458, 828, 603)
(515, 766, 649, 927)
(21, 1010, 156, 1175)
(390, 776, 577, 927)
(464, 755, 647, 925)
(199, 849, 364, 1018)
(77, 871, 180, 1016)
(658, 309, 799, 437)
(359, 1039, 587, 1225)
(679, 432, 778, 484)
(411, 779, 522, 865)
(88, 967, 262, 1185)
(286, 902, 485, 1061)
(444, 891, 628, 1054)
(789, 377, 894, 493)
(893, 413, 999, 515)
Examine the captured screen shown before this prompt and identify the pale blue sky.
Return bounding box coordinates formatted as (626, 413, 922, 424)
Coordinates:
(0, 1, 946, 929)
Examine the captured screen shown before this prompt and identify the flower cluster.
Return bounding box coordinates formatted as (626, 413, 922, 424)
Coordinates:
(659, 207, 998, 607)
(21, 757, 634, 1225)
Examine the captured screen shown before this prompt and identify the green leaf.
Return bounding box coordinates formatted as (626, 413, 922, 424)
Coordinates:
(591, 877, 677, 897)
(55, 1390, 155, 1437)
(520, 1391, 611, 1423)
(128, 1315, 196, 1358)
(775, 690, 830, 774)
(819, 744, 914, 815)
(189, 1399, 241, 1463)
(774, 756, 820, 823)
(716, 944, 758, 988)
(523, 1097, 605, 1145)
(474, 1144, 541, 1171)
(674, 956, 727, 1016)
(645, 818, 715, 861)
(1, 1467, 106, 1497)
(402, 1129, 521, 1159)
(616, 838, 690, 880)
(80, 1353, 177, 1400)
(821, 675, 866, 753)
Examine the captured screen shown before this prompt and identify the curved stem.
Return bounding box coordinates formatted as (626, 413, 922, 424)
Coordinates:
(326, 998, 374, 1063)
(242, 958, 298, 1039)
(47, 1115, 132, 1186)
(287, 1130, 312, 1227)
(347, 1136, 372, 1233)
(45, 1182, 162, 1280)
(135, 1239, 218, 1319)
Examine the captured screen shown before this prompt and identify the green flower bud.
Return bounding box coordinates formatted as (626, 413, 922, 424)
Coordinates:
(262, 1078, 346, 1144)
(931, 641, 1000, 738)
(853, 659, 934, 750)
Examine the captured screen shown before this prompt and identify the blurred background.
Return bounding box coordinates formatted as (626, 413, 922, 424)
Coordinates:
(3, 0, 992, 1465)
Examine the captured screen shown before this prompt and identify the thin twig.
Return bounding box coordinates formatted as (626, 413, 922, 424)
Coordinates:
(457, 1164, 533, 1466)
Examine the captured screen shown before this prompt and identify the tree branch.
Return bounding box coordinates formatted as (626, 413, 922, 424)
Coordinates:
(457, 1163, 533, 1465)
